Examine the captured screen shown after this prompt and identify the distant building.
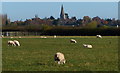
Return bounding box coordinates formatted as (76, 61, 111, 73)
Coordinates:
(65, 13, 69, 19)
(60, 5, 66, 20)
(35, 14, 39, 18)
(1, 14, 10, 25)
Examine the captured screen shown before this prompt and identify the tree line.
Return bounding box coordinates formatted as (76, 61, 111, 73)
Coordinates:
(1, 14, 120, 36)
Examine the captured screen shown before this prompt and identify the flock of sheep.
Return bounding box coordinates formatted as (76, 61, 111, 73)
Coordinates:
(6, 35, 102, 65)
(55, 35, 102, 64)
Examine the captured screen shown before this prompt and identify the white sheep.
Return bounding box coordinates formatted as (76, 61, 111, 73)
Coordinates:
(10, 37, 13, 39)
(53, 35, 56, 38)
(41, 36, 47, 38)
(13, 40, 20, 46)
(96, 35, 102, 38)
(83, 44, 92, 48)
(70, 39, 77, 43)
(8, 40, 16, 46)
(54, 52, 66, 64)
(43, 36, 47, 38)
(18, 36, 21, 38)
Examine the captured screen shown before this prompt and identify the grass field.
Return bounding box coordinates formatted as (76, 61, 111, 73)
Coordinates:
(2, 36, 118, 71)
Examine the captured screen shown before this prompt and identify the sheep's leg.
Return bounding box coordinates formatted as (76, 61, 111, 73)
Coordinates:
(13, 43, 16, 47)
(61, 60, 65, 64)
(14, 44, 16, 47)
(63, 60, 65, 64)
(58, 61, 61, 64)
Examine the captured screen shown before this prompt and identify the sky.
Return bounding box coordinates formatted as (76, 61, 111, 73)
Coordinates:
(2, 2, 118, 22)
(1, 0, 119, 2)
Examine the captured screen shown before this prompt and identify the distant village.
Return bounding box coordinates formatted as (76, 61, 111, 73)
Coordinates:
(1, 5, 120, 28)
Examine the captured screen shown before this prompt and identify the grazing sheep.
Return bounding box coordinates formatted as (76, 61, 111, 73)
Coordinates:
(13, 40, 20, 46)
(54, 52, 66, 64)
(8, 40, 16, 46)
(83, 44, 92, 49)
(18, 36, 21, 38)
(43, 36, 47, 38)
(10, 37, 13, 39)
(41, 36, 47, 38)
(53, 35, 56, 38)
(96, 35, 102, 38)
(70, 39, 77, 43)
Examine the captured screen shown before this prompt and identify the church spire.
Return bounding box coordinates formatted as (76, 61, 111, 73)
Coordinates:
(60, 5, 65, 19)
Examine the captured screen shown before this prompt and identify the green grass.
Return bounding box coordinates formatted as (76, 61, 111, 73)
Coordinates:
(2, 36, 118, 71)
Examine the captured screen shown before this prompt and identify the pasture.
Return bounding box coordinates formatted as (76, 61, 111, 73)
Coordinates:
(2, 36, 118, 71)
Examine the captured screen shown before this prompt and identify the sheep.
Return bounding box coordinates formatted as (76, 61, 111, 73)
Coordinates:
(18, 36, 21, 38)
(10, 37, 13, 39)
(43, 36, 47, 38)
(13, 40, 20, 46)
(8, 40, 16, 46)
(83, 44, 92, 49)
(53, 35, 56, 38)
(41, 36, 47, 38)
(96, 35, 102, 38)
(70, 39, 77, 43)
(54, 52, 66, 64)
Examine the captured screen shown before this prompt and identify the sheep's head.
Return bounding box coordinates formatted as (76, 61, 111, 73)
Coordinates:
(83, 44, 87, 47)
(54, 54, 60, 61)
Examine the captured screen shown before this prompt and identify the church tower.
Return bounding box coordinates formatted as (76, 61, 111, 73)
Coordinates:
(60, 5, 66, 19)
